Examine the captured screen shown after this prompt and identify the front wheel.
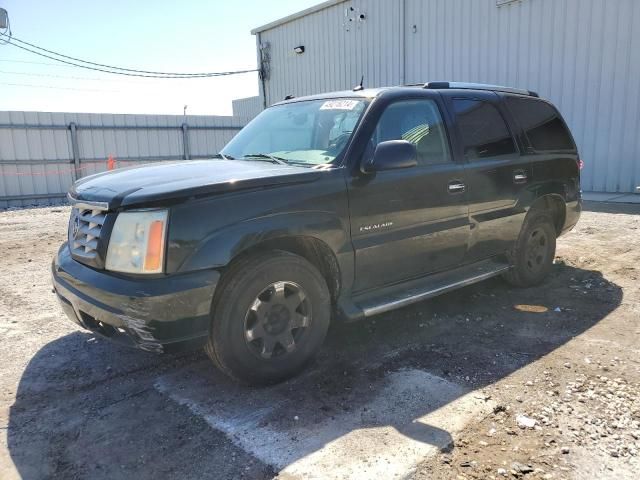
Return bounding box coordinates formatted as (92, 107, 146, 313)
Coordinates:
(205, 250, 331, 385)
(504, 211, 557, 288)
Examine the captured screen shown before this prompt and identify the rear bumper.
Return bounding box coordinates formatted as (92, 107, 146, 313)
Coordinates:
(52, 244, 219, 353)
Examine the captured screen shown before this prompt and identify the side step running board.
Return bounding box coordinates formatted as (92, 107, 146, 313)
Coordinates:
(354, 259, 511, 318)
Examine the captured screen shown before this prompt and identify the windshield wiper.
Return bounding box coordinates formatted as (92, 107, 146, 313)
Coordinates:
(212, 153, 235, 160)
(242, 153, 288, 165)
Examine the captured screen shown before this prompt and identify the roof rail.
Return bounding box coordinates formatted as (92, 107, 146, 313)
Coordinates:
(423, 81, 539, 97)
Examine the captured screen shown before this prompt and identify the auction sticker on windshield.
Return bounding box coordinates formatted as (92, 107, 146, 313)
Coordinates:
(320, 100, 360, 110)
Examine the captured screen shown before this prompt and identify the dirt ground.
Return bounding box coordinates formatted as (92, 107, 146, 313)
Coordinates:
(1, 201, 639, 480)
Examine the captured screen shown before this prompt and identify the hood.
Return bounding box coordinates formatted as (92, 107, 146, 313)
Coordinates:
(69, 159, 321, 209)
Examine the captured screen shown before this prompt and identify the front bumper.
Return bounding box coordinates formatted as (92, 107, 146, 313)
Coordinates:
(52, 244, 220, 353)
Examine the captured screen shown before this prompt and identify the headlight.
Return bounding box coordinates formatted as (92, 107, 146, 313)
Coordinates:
(105, 210, 168, 274)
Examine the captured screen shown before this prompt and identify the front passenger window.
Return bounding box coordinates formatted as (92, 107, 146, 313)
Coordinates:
(372, 99, 451, 166)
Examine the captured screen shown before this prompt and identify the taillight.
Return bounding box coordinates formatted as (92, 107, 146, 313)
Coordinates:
(577, 157, 584, 170)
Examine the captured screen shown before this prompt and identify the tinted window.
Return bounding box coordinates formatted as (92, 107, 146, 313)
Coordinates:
(452, 99, 516, 159)
(506, 97, 575, 152)
(373, 99, 451, 166)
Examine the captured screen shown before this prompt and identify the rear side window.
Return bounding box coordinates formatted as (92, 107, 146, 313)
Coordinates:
(506, 97, 575, 152)
(452, 99, 516, 159)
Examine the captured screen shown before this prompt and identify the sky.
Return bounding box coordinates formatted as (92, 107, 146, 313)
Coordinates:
(0, 0, 320, 116)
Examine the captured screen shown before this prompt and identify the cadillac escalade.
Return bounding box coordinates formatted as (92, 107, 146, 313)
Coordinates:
(52, 82, 582, 384)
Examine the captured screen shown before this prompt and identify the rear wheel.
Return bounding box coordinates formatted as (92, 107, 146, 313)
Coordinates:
(205, 250, 331, 385)
(504, 210, 557, 287)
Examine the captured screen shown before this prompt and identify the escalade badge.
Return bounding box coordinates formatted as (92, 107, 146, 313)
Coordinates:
(359, 222, 394, 233)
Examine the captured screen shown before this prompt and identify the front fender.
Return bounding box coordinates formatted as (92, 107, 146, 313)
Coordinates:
(176, 211, 349, 272)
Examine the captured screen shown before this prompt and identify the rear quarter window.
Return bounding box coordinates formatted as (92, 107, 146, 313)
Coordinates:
(505, 97, 575, 152)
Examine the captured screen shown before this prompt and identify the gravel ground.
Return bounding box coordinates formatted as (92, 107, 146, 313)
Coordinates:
(1, 201, 639, 479)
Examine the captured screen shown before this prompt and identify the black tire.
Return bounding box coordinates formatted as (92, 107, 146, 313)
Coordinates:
(205, 250, 331, 385)
(503, 210, 557, 288)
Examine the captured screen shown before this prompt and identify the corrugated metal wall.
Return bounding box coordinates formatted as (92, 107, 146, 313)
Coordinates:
(0, 111, 245, 208)
(257, 0, 640, 193)
(232, 96, 263, 120)
(259, 0, 402, 106)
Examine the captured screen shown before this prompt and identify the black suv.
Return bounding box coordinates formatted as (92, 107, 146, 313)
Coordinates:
(52, 82, 582, 384)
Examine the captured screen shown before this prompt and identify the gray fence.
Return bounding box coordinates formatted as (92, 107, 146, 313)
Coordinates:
(0, 111, 246, 208)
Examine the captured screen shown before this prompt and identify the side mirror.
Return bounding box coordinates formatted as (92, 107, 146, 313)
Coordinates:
(362, 140, 417, 173)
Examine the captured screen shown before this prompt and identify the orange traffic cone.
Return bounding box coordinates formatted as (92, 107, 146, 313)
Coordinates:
(107, 155, 116, 171)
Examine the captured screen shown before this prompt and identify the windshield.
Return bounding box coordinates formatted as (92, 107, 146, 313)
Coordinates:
(221, 98, 368, 167)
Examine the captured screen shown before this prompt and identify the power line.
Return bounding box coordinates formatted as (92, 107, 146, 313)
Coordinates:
(0, 60, 211, 85)
(0, 68, 168, 84)
(0, 81, 118, 93)
(0, 32, 259, 79)
(0, 58, 87, 68)
(3, 40, 257, 78)
(3, 32, 228, 76)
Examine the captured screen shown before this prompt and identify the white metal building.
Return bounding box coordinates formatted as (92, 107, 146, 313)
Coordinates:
(249, 0, 640, 194)
(231, 96, 263, 121)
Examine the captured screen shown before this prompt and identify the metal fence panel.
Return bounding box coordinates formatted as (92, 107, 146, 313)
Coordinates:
(0, 111, 246, 208)
(189, 116, 244, 159)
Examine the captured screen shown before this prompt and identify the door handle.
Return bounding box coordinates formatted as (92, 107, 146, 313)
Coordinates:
(448, 181, 466, 194)
(513, 171, 528, 184)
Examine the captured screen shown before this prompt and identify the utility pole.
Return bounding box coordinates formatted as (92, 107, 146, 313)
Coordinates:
(183, 105, 188, 117)
(0, 3, 10, 47)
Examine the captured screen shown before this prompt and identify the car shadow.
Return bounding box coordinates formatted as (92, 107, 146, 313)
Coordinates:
(7, 262, 623, 479)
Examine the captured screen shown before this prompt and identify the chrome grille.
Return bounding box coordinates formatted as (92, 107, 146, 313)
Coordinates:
(68, 206, 107, 259)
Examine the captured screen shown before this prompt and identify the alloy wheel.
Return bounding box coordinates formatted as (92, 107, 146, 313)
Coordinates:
(243, 281, 312, 359)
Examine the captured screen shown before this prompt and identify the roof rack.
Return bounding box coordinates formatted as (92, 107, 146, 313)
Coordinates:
(422, 81, 539, 97)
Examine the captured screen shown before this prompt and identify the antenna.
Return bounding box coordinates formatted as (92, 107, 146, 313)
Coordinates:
(353, 75, 364, 92)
